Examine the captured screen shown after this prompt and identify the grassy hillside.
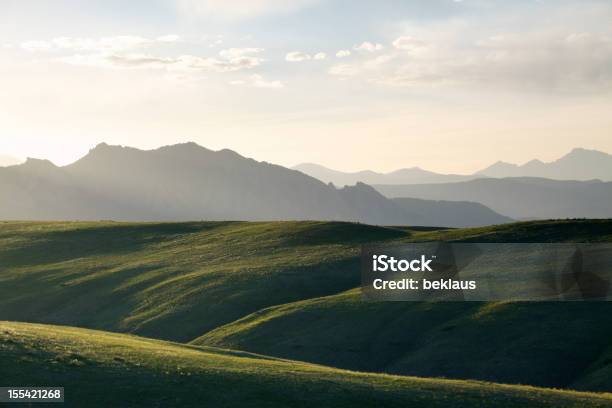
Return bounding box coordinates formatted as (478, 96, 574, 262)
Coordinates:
(411, 218, 612, 242)
(196, 289, 612, 391)
(575, 345, 612, 392)
(0, 221, 407, 342)
(2, 219, 612, 395)
(2, 321, 611, 408)
(193, 219, 612, 391)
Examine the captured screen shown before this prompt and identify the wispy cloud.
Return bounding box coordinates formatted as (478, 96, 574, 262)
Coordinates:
(229, 74, 283, 88)
(61, 47, 265, 73)
(391, 36, 428, 53)
(285, 51, 311, 62)
(353, 41, 383, 52)
(18, 34, 266, 74)
(330, 28, 612, 92)
(21, 35, 164, 53)
(286, 51, 328, 62)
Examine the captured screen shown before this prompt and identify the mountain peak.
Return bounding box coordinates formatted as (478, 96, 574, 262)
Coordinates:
(522, 159, 545, 169)
(87, 142, 132, 155)
(525, 159, 544, 165)
(19, 158, 58, 172)
(563, 147, 609, 159)
(492, 160, 515, 167)
(24, 157, 56, 166)
(158, 141, 206, 151)
(89, 142, 212, 156)
(475, 147, 612, 180)
(476, 161, 518, 176)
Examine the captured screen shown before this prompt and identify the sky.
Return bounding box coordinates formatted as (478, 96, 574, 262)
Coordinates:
(1, 0, 611, 174)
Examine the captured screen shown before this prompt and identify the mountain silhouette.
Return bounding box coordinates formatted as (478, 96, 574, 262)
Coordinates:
(0, 142, 511, 227)
(295, 148, 612, 185)
(375, 177, 612, 220)
(293, 163, 473, 186)
(475, 148, 612, 181)
(392, 197, 513, 227)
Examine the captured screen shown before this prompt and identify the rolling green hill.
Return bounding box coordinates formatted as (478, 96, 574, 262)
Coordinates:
(2, 219, 612, 398)
(191, 220, 612, 392)
(2, 321, 611, 408)
(196, 289, 612, 391)
(0, 221, 407, 342)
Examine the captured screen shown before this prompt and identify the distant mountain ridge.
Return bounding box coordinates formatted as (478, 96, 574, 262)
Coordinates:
(0, 142, 510, 227)
(476, 148, 612, 180)
(293, 163, 473, 186)
(294, 147, 612, 185)
(375, 177, 612, 220)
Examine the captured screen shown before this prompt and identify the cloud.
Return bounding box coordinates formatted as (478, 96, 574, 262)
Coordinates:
(217, 48, 265, 70)
(353, 41, 384, 52)
(176, 0, 320, 21)
(330, 26, 612, 93)
(59, 53, 173, 69)
(156, 34, 181, 43)
(286, 51, 328, 61)
(285, 51, 311, 62)
(328, 63, 360, 77)
(335, 49, 351, 58)
(21, 34, 266, 76)
(62, 48, 265, 73)
(229, 74, 283, 88)
(392, 36, 428, 53)
(21, 35, 176, 53)
(21, 40, 54, 52)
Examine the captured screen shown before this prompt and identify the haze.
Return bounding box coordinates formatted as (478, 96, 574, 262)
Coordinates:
(1, 0, 611, 174)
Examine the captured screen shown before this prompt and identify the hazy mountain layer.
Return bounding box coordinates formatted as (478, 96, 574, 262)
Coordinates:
(392, 197, 513, 227)
(476, 148, 612, 180)
(294, 148, 612, 185)
(375, 177, 612, 220)
(0, 142, 510, 226)
(293, 163, 473, 186)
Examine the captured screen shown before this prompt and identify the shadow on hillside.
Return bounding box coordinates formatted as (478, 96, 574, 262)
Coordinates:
(278, 222, 409, 247)
(456, 220, 612, 243)
(0, 222, 235, 267)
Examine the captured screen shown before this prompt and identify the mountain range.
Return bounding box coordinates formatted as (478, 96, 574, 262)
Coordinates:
(294, 148, 612, 185)
(476, 148, 612, 180)
(375, 177, 612, 220)
(292, 163, 473, 186)
(0, 142, 510, 227)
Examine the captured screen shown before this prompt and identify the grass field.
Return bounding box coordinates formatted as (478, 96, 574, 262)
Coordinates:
(1, 219, 612, 406)
(0, 221, 406, 342)
(2, 321, 611, 408)
(197, 289, 612, 391)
